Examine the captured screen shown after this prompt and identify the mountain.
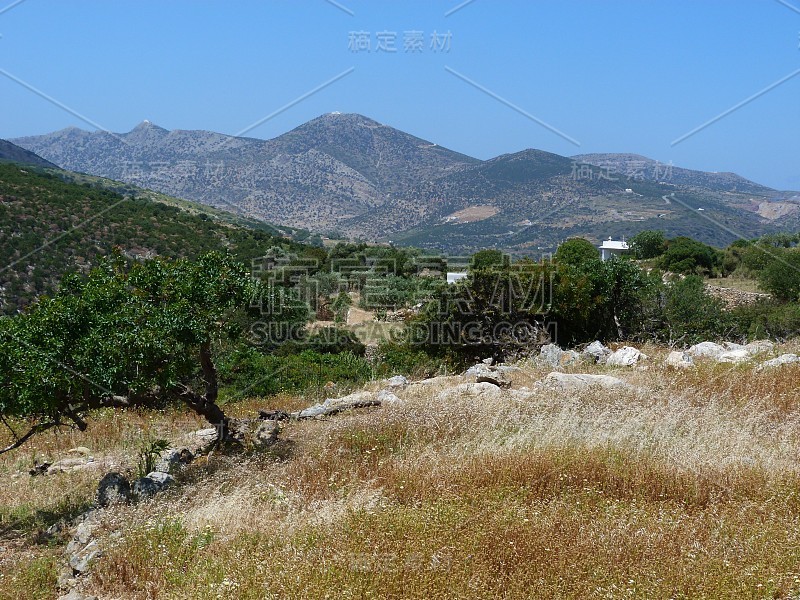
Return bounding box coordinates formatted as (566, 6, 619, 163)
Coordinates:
(13, 114, 477, 233)
(0, 162, 318, 315)
(0, 139, 57, 168)
(572, 153, 775, 195)
(13, 115, 799, 253)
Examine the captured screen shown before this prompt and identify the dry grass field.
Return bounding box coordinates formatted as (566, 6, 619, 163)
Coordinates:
(3, 343, 800, 599)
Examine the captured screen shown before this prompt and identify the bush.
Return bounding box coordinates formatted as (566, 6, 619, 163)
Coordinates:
(757, 249, 800, 302)
(657, 237, 721, 276)
(731, 301, 800, 340)
(661, 276, 731, 343)
(629, 230, 666, 260)
(554, 238, 599, 267)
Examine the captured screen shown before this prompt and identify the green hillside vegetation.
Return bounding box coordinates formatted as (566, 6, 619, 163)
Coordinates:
(0, 163, 318, 314)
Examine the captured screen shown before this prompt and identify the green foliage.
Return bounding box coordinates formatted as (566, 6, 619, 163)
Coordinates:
(657, 237, 721, 276)
(0, 252, 257, 441)
(332, 291, 352, 324)
(275, 327, 366, 357)
(629, 230, 666, 259)
(757, 249, 800, 302)
(470, 249, 507, 271)
(662, 276, 731, 343)
(217, 347, 375, 399)
(136, 438, 170, 478)
(0, 163, 311, 315)
(554, 238, 599, 267)
(731, 301, 800, 340)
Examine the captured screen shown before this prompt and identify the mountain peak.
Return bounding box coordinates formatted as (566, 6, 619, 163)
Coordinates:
(130, 120, 168, 133)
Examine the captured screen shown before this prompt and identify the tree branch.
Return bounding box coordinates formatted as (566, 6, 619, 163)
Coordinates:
(0, 420, 59, 456)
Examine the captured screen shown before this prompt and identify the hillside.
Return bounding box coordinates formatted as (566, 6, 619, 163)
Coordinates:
(0, 163, 317, 314)
(13, 115, 800, 253)
(0, 139, 57, 168)
(3, 342, 800, 598)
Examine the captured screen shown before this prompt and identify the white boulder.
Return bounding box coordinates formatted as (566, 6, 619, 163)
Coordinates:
(606, 346, 648, 367)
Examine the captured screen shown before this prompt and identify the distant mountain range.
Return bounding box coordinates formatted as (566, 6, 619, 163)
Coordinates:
(0, 139, 57, 168)
(13, 114, 800, 253)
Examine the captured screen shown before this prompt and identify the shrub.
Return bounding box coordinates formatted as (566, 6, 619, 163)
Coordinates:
(629, 230, 666, 259)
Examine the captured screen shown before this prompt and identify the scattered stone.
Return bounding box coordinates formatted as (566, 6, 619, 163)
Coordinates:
(757, 353, 800, 370)
(583, 341, 612, 364)
(46, 457, 111, 475)
(68, 540, 102, 574)
(377, 389, 402, 404)
(744, 339, 775, 355)
(722, 342, 744, 351)
(133, 472, 175, 500)
(437, 382, 504, 402)
(384, 375, 409, 389)
(181, 427, 218, 455)
(687, 342, 726, 359)
(57, 589, 98, 600)
(606, 346, 648, 367)
(665, 351, 694, 369)
(466, 363, 511, 388)
(538, 344, 581, 368)
(717, 349, 752, 363)
(96, 472, 131, 507)
(252, 420, 279, 450)
(293, 391, 380, 420)
(538, 372, 629, 392)
(68, 447, 92, 456)
(154, 447, 194, 474)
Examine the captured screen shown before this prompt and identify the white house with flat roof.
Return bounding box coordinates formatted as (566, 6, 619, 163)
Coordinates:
(599, 238, 629, 261)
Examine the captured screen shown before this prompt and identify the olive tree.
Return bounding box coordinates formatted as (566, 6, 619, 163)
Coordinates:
(0, 252, 258, 454)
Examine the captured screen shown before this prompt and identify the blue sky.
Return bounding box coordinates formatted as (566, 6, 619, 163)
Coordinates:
(0, 0, 798, 189)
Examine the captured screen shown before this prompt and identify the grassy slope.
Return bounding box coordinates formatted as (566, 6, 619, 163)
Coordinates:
(3, 343, 800, 598)
(0, 163, 316, 314)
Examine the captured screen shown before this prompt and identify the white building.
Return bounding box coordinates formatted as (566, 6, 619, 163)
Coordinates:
(447, 272, 468, 285)
(599, 238, 629, 261)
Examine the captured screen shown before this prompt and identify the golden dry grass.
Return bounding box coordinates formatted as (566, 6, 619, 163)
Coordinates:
(3, 342, 800, 598)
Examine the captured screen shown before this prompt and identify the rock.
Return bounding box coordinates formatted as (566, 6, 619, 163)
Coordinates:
(744, 339, 775, 355)
(538, 344, 581, 368)
(293, 391, 380, 420)
(65, 519, 98, 557)
(482, 357, 494, 365)
(154, 447, 194, 474)
(47, 458, 92, 474)
(384, 375, 409, 389)
(182, 427, 218, 455)
(538, 372, 629, 392)
(606, 346, 648, 367)
(57, 590, 98, 600)
(133, 472, 174, 500)
(583, 341, 612, 364)
(665, 351, 694, 369)
(757, 353, 800, 370)
(377, 389, 401, 404)
(687, 342, 726, 359)
(437, 382, 504, 402)
(69, 540, 102, 574)
(723, 342, 745, 351)
(68, 447, 92, 456)
(96, 472, 131, 507)
(717, 349, 752, 363)
(466, 363, 511, 388)
(252, 420, 279, 450)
